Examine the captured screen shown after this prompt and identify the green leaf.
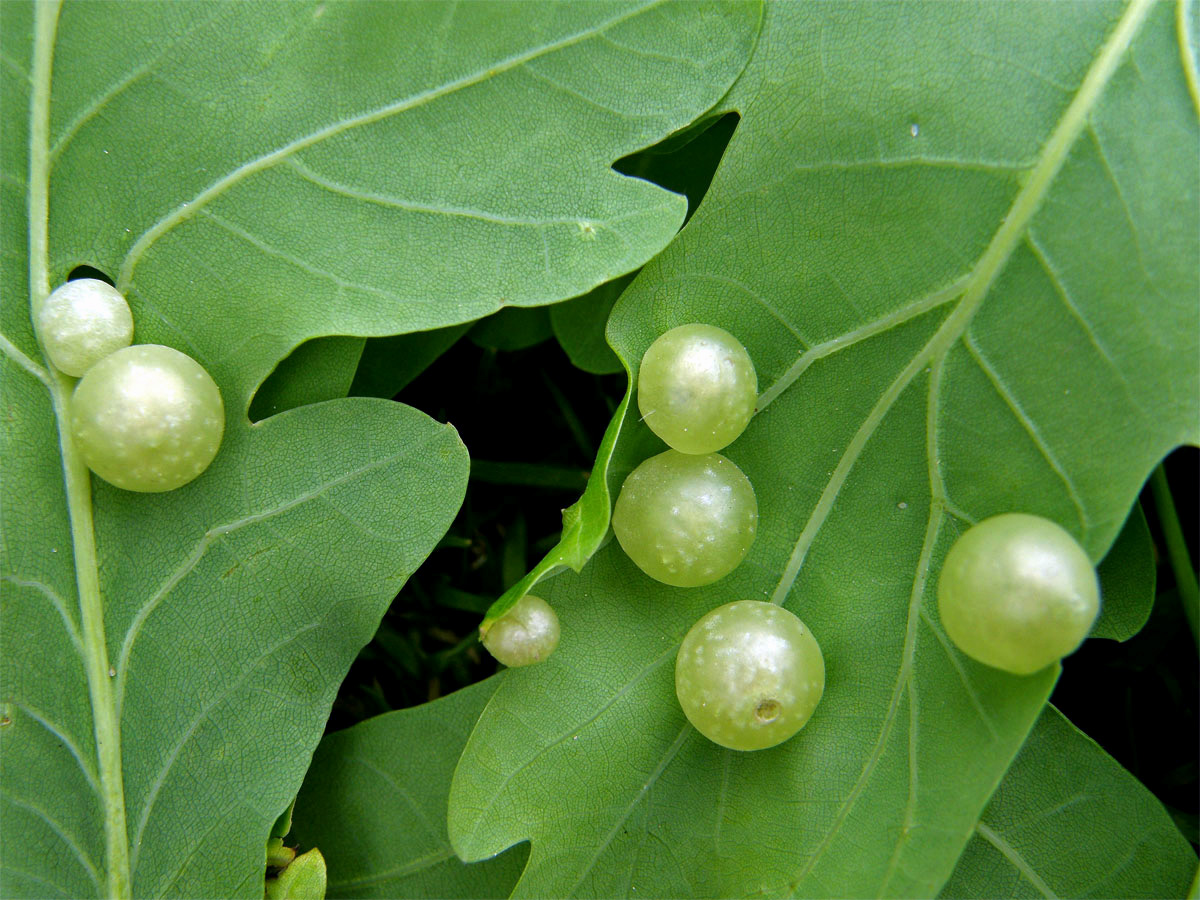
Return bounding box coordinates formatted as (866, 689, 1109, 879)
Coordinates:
(550, 275, 632, 375)
(1092, 501, 1156, 642)
(551, 114, 740, 375)
(291, 679, 527, 899)
(249, 336, 366, 421)
(266, 848, 326, 900)
(941, 705, 1197, 899)
(350, 324, 472, 400)
(450, 2, 1199, 897)
(1, 2, 761, 897)
(44, 0, 758, 408)
(269, 801, 295, 842)
(469, 308, 554, 352)
(2, 392, 469, 898)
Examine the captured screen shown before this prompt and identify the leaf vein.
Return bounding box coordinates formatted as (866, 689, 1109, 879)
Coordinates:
(786, 504, 942, 892)
(347, 754, 442, 844)
(0, 51, 30, 83)
(0, 332, 53, 389)
(878, 676, 921, 896)
(0, 866, 74, 898)
(10, 700, 100, 795)
(0, 791, 102, 892)
(522, 61, 645, 120)
(596, 32, 704, 71)
(115, 0, 671, 289)
(286, 157, 598, 229)
(330, 849, 457, 892)
(768, 319, 949, 607)
(565, 724, 692, 897)
(1, 575, 84, 652)
(917, 608, 998, 739)
(1084, 123, 1158, 292)
(46, 5, 226, 162)
(1022, 232, 1118, 367)
(757, 275, 967, 412)
(962, 334, 1089, 530)
(458, 643, 677, 847)
(199, 208, 405, 304)
(129, 620, 324, 870)
(976, 822, 1058, 899)
(681, 271, 811, 348)
(116, 446, 416, 712)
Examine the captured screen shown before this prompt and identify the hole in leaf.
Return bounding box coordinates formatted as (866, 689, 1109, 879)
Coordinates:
(755, 699, 781, 724)
(67, 264, 114, 285)
(547, 112, 742, 376)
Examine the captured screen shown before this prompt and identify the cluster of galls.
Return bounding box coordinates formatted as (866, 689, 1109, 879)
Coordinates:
(38, 278, 224, 493)
(481, 323, 1101, 753)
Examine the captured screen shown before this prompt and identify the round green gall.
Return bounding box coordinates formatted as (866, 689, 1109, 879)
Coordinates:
(637, 324, 757, 455)
(71, 344, 225, 493)
(482, 594, 560, 667)
(676, 600, 825, 751)
(612, 450, 757, 587)
(937, 513, 1100, 675)
(37, 278, 134, 377)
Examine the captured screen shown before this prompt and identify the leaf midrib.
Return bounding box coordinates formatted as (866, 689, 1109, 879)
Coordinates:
(28, 3, 131, 897)
(768, 0, 1156, 611)
(767, 0, 1157, 894)
(25, 3, 687, 893)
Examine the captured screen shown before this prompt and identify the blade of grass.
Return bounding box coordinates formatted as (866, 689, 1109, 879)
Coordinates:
(470, 460, 589, 492)
(1150, 464, 1199, 647)
(541, 371, 595, 459)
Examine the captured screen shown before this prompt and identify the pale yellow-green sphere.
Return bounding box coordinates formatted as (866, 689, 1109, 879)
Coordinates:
(37, 278, 133, 376)
(71, 344, 225, 493)
(482, 594, 560, 667)
(637, 324, 757, 454)
(676, 601, 825, 751)
(937, 513, 1100, 675)
(612, 450, 757, 587)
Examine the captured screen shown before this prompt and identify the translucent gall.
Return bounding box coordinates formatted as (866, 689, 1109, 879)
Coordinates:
(676, 600, 825, 751)
(637, 324, 757, 454)
(612, 450, 757, 587)
(937, 513, 1100, 675)
(71, 344, 225, 492)
(37, 278, 133, 376)
(482, 594, 560, 667)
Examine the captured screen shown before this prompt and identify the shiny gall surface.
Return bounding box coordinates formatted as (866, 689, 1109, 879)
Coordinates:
(676, 600, 825, 751)
(937, 513, 1100, 675)
(37, 278, 134, 377)
(612, 450, 757, 587)
(71, 344, 225, 492)
(637, 324, 757, 455)
(482, 594, 560, 667)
